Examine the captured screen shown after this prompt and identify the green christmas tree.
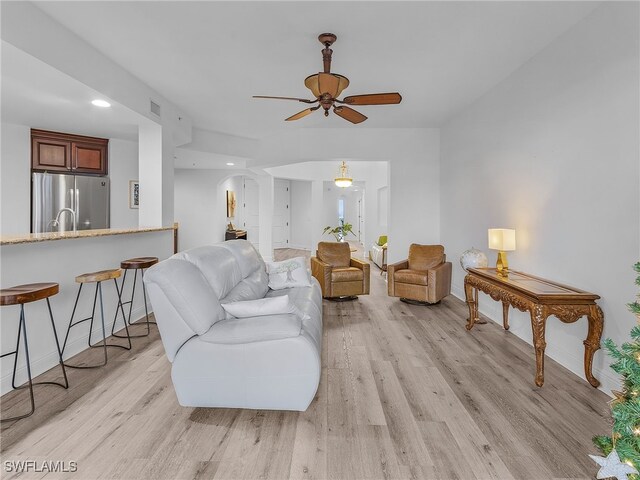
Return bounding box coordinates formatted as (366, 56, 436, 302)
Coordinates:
(593, 262, 640, 477)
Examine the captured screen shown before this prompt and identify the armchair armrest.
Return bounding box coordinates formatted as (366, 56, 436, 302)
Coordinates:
(427, 262, 452, 303)
(350, 258, 370, 294)
(311, 256, 332, 297)
(387, 259, 408, 296)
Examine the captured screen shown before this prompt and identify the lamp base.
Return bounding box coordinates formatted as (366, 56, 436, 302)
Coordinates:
(496, 251, 509, 276)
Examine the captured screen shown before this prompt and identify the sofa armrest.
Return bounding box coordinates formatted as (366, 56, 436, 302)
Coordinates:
(387, 259, 408, 296)
(428, 262, 452, 303)
(350, 258, 370, 294)
(311, 256, 332, 297)
(199, 314, 302, 345)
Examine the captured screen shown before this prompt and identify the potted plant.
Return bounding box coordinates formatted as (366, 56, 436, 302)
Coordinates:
(323, 219, 356, 242)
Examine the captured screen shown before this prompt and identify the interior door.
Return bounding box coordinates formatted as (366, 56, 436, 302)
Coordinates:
(272, 179, 290, 249)
(243, 177, 260, 252)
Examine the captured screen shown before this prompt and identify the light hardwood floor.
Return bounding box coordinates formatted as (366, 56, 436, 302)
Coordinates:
(1, 250, 611, 479)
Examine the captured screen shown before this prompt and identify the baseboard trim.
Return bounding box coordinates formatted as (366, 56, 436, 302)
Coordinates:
(451, 284, 619, 397)
(0, 306, 150, 396)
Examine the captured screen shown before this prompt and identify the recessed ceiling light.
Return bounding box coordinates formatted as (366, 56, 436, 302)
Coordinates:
(226, 162, 235, 166)
(91, 99, 111, 108)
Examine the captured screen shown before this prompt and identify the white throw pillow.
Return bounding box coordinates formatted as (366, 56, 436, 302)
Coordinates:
(266, 257, 311, 290)
(221, 295, 309, 321)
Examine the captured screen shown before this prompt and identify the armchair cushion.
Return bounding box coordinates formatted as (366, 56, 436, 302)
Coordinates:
(408, 244, 445, 271)
(394, 269, 428, 286)
(331, 267, 364, 283)
(377, 235, 388, 246)
(317, 242, 351, 267)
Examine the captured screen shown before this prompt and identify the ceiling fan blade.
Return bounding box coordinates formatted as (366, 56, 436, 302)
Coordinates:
(342, 93, 402, 105)
(253, 95, 317, 104)
(285, 107, 316, 122)
(333, 106, 367, 124)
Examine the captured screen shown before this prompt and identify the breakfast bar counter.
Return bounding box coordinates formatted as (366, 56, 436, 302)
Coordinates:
(1, 226, 176, 246)
(0, 226, 176, 396)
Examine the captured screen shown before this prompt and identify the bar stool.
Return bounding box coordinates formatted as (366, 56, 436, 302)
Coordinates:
(62, 269, 131, 369)
(112, 257, 158, 338)
(1, 283, 68, 422)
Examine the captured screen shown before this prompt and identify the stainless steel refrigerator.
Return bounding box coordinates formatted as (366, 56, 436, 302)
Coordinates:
(32, 172, 110, 233)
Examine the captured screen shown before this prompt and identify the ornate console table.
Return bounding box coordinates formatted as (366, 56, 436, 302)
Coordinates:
(464, 268, 603, 388)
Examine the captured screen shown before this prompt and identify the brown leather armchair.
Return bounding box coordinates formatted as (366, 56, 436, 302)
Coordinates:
(311, 242, 370, 299)
(388, 244, 452, 304)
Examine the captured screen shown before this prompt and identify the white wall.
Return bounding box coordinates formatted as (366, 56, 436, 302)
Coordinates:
(322, 182, 362, 243)
(388, 129, 441, 263)
(289, 180, 312, 250)
(109, 138, 139, 228)
(1, 123, 30, 234)
(174, 169, 221, 251)
(440, 3, 639, 393)
(174, 169, 273, 259)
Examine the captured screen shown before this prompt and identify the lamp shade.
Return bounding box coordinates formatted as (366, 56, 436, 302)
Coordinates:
(488, 229, 516, 251)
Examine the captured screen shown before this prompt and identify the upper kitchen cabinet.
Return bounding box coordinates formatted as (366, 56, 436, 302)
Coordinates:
(32, 129, 108, 175)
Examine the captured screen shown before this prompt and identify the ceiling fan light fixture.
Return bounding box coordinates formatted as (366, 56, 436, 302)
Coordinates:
(334, 161, 353, 188)
(305, 73, 350, 98)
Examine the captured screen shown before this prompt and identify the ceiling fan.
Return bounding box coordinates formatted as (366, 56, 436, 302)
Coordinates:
(253, 33, 402, 124)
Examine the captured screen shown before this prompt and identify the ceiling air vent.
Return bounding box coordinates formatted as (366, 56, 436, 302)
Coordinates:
(150, 100, 161, 117)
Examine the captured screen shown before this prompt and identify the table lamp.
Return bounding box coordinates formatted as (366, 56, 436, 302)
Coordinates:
(488, 228, 516, 275)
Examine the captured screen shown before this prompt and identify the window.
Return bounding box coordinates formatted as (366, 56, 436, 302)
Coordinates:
(338, 198, 345, 221)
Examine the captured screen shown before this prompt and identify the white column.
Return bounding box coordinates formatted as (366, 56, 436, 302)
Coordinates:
(138, 123, 163, 227)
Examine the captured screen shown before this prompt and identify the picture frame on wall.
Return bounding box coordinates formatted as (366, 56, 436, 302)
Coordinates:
(226, 190, 236, 218)
(129, 180, 140, 209)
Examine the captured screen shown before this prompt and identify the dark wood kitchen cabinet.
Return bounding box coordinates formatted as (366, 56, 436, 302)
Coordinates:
(32, 129, 108, 175)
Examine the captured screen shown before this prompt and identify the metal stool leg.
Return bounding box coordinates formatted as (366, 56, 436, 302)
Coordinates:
(109, 278, 132, 348)
(116, 267, 155, 338)
(1, 305, 35, 422)
(140, 269, 156, 329)
(63, 278, 130, 368)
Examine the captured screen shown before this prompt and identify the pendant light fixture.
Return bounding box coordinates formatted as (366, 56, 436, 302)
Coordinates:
(334, 161, 353, 188)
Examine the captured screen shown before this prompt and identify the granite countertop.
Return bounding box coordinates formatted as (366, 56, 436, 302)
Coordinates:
(1, 226, 176, 245)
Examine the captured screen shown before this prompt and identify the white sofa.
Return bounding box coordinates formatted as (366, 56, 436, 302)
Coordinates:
(144, 240, 322, 411)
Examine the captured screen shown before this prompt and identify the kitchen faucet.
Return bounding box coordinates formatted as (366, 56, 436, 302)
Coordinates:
(51, 207, 77, 232)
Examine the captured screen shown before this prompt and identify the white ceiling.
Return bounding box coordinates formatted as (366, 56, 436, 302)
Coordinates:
(1, 41, 145, 141)
(33, 1, 598, 139)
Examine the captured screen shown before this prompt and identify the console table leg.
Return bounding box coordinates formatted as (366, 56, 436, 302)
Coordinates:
(464, 279, 478, 330)
(584, 305, 604, 388)
(530, 305, 548, 387)
(502, 301, 510, 330)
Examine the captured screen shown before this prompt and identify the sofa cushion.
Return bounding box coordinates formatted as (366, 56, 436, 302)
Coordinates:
(177, 245, 241, 299)
(219, 240, 266, 278)
(317, 242, 351, 267)
(331, 267, 364, 283)
(408, 244, 445, 271)
(144, 258, 225, 334)
(266, 257, 311, 290)
(221, 295, 308, 321)
(200, 314, 302, 345)
(394, 269, 429, 286)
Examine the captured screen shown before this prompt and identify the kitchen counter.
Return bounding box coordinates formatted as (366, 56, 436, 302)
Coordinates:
(0, 226, 176, 245)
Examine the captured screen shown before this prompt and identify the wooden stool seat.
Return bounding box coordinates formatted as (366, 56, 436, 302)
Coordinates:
(120, 257, 158, 270)
(0, 283, 59, 306)
(75, 269, 121, 284)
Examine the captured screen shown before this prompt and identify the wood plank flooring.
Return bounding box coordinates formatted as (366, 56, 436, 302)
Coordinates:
(1, 251, 611, 479)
